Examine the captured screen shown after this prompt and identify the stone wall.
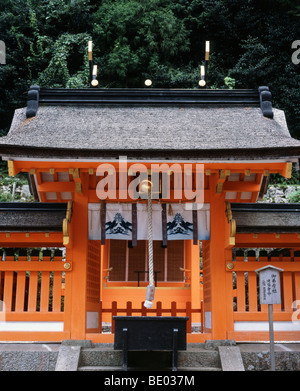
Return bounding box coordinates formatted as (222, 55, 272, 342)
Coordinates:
(0, 183, 33, 202)
(260, 185, 300, 204)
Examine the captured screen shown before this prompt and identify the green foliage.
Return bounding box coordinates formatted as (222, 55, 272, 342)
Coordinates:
(0, 161, 8, 178)
(0, 192, 14, 202)
(269, 167, 300, 186)
(224, 77, 236, 89)
(228, 37, 273, 86)
(92, 0, 191, 86)
(287, 189, 300, 203)
(37, 33, 91, 88)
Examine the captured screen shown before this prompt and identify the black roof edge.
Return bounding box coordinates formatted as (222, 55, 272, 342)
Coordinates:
(1, 144, 299, 160)
(0, 202, 68, 212)
(231, 203, 300, 212)
(25, 85, 272, 119)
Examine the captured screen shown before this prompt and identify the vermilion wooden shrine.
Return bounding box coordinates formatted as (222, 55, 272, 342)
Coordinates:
(0, 86, 300, 343)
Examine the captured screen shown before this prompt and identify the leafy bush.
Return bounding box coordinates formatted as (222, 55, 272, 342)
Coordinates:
(287, 190, 300, 203)
(269, 168, 300, 186)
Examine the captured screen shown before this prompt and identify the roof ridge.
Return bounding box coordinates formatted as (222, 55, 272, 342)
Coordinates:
(25, 85, 272, 119)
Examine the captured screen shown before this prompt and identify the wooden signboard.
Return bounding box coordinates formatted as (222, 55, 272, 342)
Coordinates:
(257, 265, 283, 305)
(255, 265, 284, 371)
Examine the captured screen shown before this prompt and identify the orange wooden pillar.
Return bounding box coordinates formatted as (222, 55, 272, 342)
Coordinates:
(68, 172, 89, 340)
(208, 173, 229, 340)
(187, 240, 201, 323)
(100, 241, 109, 301)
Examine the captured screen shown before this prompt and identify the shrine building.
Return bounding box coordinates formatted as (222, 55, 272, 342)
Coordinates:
(0, 86, 300, 343)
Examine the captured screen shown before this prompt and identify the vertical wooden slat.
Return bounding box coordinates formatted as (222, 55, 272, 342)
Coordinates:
(111, 301, 117, 333)
(248, 271, 257, 312)
(99, 301, 103, 333)
(141, 301, 147, 316)
(52, 272, 62, 312)
(171, 301, 176, 316)
(236, 273, 246, 312)
(3, 253, 15, 313)
(294, 252, 300, 304)
(40, 272, 50, 312)
(282, 251, 293, 312)
(201, 301, 204, 333)
(258, 250, 268, 313)
(126, 301, 132, 316)
(236, 251, 246, 312)
(15, 272, 26, 312)
(27, 271, 38, 312)
(3, 272, 14, 312)
(186, 301, 192, 333)
(52, 249, 63, 312)
(27, 252, 39, 312)
(156, 301, 162, 316)
(247, 252, 257, 312)
(39, 250, 51, 312)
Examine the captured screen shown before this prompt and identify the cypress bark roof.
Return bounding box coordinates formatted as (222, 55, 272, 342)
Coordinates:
(232, 203, 300, 233)
(0, 87, 299, 161)
(1, 202, 299, 233)
(0, 202, 67, 231)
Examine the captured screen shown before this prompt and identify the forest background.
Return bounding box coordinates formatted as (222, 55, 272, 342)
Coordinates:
(0, 0, 299, 189)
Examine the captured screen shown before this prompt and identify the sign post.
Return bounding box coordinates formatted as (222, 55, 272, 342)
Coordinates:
(255, 265, 284, 371)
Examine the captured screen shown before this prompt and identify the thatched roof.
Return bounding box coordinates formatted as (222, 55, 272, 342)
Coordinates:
(0, 202, 66, 232)
(1, 87, 299, 161)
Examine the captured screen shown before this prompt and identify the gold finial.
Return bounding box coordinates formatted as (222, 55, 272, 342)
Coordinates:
(199, 65, 206, 87)
(88, 40, 92, 60)
(199, 41, 210, 87)
(91, 65, 99, 87)
(205, 40, 210, 61)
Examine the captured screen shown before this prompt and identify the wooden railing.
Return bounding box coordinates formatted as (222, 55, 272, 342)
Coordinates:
(99, 300, 204, 334)
(0, 248, 72, 340)
(226, 249, 300, 340)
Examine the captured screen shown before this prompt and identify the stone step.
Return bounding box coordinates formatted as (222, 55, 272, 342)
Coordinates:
(79, 348, 122, 367)
(79, 347, 221, 370)
(78, 365, 221, 371)
(78, 366, 122, 371)
(178, 350, 221, 368)
(178, 366, 222, 371)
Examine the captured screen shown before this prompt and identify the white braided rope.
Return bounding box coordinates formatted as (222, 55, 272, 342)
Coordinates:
(147, 190, 154, 286)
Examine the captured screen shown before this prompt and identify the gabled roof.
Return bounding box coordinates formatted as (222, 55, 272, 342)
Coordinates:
(0, 86, 299, 161)
(1, 201, 299, 234)
(0, 202, 67, 232)
(232, 203, 300, 233)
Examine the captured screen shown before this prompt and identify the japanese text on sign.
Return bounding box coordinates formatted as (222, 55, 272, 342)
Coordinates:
(258, 268, 282, 305)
